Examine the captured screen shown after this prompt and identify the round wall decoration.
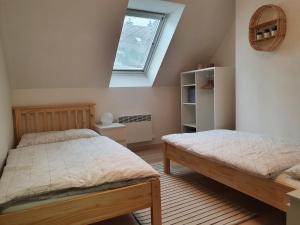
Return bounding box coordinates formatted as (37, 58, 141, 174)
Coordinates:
(249, 4, 286, 52)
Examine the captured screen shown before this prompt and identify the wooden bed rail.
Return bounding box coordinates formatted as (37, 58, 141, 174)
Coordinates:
(0, 179, 162, 225)
(287, 190, 300, 225)
(164, 143, 295, 212)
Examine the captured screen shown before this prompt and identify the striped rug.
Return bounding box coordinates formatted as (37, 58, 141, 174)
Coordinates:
(133, 164, 257, 225)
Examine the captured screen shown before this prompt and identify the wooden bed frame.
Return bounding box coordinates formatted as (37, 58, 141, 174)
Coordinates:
(164, 143, 296, 212)
(0, 104, 162, 225)
(12, 104, 96, 143)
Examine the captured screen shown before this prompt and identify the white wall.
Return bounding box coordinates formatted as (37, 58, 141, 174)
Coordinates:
(0, 38, 13, 168)
(12, 87, 181, 144)
(210, 23, 236, 67)
(236, 0, 300, 138)
(0, 0, 235, 88)
(0, 0, 128, 89)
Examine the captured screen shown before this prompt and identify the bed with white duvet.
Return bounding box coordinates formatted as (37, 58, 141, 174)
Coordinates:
(162, 129, 300, 179)
(0, 129, 159, 212)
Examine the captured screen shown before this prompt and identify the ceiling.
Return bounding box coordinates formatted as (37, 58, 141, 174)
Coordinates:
(0, 0, 235, 89)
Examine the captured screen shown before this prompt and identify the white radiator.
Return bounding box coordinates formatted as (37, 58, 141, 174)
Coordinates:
(119, 114, 153, 144)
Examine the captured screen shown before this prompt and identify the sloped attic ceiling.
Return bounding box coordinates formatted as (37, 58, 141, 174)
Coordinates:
(155, 0, 235, 86)
(0, 0, 235, 89)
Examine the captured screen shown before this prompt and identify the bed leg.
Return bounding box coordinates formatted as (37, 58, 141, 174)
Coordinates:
(164, 144, 170, 174)
(151, 179, 162, 225)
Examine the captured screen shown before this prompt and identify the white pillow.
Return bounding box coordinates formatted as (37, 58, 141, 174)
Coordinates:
(17, 129, 99, 148)
(285, 164, 300, 180)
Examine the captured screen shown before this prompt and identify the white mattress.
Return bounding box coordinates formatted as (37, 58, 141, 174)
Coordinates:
(0, 136, 159, 209)
(162, 130, 300, 178)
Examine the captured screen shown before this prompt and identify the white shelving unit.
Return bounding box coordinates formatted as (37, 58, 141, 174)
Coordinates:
(181, 67, 235, 133)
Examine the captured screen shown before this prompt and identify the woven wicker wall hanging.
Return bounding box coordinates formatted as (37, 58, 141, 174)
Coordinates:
(249, 4, 286, 52)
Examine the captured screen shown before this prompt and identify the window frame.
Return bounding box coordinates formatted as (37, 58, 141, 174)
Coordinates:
(113, 9, 166, 73)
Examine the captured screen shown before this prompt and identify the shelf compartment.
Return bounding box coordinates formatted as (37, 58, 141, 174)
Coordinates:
(254, 35, 276, 43)
(181, 73, 195, 86)
(182, 85, 195, 104)
(250, 19, 279, 30)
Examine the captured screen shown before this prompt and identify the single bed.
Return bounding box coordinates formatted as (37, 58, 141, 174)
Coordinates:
(162, 130, 300, 212)
(0, 104, 162, 225)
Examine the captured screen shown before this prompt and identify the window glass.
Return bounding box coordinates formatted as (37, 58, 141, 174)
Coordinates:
(113, 11, 163, 71)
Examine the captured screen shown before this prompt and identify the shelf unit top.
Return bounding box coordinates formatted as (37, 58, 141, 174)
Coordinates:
(183, 84, 196, 87)
(181, 67, 215, 75)
(183, 102, 196, 105)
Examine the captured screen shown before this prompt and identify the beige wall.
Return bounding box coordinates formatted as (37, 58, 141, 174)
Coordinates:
(236, 0, 300, 138)
(12, 87, 181, 144)
(0, 38, 13, 168)
(0, 0, 128, 89)
(0, 0, 235, 88)
(210, 22, 236, 67)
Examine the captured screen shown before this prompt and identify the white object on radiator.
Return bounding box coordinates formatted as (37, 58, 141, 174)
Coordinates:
(100, 112, 114, 125)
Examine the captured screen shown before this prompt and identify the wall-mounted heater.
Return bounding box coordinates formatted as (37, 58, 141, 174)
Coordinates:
(119, 114, 153, 144)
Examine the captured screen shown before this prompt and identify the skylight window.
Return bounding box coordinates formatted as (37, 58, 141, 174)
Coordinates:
(110, 0, 185, 87)
(113, 10, 165, 72)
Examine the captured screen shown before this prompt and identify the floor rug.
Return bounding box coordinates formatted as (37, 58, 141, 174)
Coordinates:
(133, 163, 257, 225)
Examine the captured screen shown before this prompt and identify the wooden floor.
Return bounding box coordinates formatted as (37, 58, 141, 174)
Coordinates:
(93, 146, 286, 225)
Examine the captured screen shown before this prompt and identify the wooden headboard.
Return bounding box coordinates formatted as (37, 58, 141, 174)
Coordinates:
(13, 104, 96, 143)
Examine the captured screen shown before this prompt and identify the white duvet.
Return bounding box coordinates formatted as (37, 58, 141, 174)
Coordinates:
(0, 136, 159, 206)
(162, 130, 300, 178)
